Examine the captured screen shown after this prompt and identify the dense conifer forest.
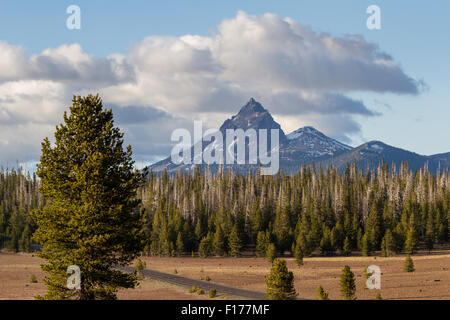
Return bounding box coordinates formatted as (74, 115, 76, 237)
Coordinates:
(0, 168, 41, 252)
(139, 162, 449, 258)
(1, 161, 449, 258)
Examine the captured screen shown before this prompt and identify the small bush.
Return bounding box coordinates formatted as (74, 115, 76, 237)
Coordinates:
(376, 292, 382, 300)
(316, 285, 329, 300)
(30, 274, 38, 283)
(205, 275, 211, 281)
(403, 254, 415, 272)
(196, 287, 205, 295)
(189, 286, 197, 293)
(135, 258, 147, 280)
(209, 288, 217, 298)
(173, 269, 178, 274)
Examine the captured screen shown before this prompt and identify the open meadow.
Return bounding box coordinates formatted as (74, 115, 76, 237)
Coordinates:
(1, 250, 449, 300)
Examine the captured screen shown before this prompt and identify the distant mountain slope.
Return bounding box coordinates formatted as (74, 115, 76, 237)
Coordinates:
(148, 99, 449, 174)
(317, 141, 446, 173)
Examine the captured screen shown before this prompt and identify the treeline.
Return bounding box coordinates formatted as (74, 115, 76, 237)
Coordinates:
(139, 161, 449, 258)
(1, 161, 449, 258)
(0, 167, 42, 252)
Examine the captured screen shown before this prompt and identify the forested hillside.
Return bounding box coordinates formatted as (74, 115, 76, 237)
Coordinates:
(139, 161, 449, 258)
(0, 168, 42, 252)
(1, 161, 449, 257)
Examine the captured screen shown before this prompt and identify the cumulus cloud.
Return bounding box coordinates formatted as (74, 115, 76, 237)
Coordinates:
(0, 11, 421, 164)
(0, 42, 133, 86)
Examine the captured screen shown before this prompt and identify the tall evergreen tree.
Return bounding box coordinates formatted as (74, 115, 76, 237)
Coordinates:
(403, 254, 415, 272)
(404, 227, 419, 254)
(339, 265, 356, 300)
(264, 259, 297, 300)
(228, 225, 242, 257)
(32, 94, 144, 300)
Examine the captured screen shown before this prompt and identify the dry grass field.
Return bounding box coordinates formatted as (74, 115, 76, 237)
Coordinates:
(1, 250, 449, 300)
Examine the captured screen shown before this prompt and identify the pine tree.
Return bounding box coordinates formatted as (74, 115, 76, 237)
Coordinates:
(339, 265, 356, 300)
(403, 254, 415, 272)
(256, 231, 268, 257)
(213, 225, 226, 256)
(343, 236, 352, 256)
(266, 243, 277, 263)
(316, 285, 329, 300)
(176, 232, 184, 256)
(264, 259, 297, 300)
(199, 234, 213, 258)
(293, 243, 303, 266)
(404, 227, 418, 254)
(32, 94, 144, 300)
(228, 225, 242, 257)
(381, 229, 396, 257)
(424, 213, 435, 253)
(361, 232, 371, 256)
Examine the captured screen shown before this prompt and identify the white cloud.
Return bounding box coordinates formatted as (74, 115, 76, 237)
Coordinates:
(0, 11, 421, 164)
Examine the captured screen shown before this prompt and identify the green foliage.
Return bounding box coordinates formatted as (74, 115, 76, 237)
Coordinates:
(266, 243, 277, 263)
(213, 225, 226, 256)
(205, 275, 211, 281)
(199, 234, 213, 258)
(228, 225, 242, 257)
(293, 243, 303, 266)
(264, 259, 297, 300)
(381, 229, 396, 257)
(176, 232, 184, 256)
(343, 236, 352, 256)
(405, 227, 419, 254)
(340, 265, 356, 300)
(30, 274, 38, 283)
(403, 254, 415, 272)
(208, 288, 217, 298)
(135, 259, 146, 280)
(361, 233, 371, 256)
(189, 286, 197, 293)
(196, 287, 205, 295)
(0, 168, 40, 253)
(256, 231, 269, 257)
(375, 292, 382, 300)
(316, 285, 329, 300)
(32, 94, 144, 300)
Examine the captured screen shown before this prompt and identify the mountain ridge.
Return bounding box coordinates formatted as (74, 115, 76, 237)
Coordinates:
(148, 98, 450, 174)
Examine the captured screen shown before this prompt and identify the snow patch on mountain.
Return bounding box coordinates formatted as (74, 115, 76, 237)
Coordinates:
(285, 126, 352, 157)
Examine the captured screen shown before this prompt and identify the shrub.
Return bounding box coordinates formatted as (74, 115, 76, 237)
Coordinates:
(189, 286, 197, 293)
(264, 259, 297, 300)
(30, 274, 38, 283)
(209, 288, 217, 298)
(135, 258, 146, 280)
(316, 285, 329, 300)
(196, 287, 205, 295)
(266, 243, 277, 264)
(403, 254, 415, 272)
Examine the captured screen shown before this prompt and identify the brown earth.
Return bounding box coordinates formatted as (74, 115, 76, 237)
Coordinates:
(1, 250, 449, 300)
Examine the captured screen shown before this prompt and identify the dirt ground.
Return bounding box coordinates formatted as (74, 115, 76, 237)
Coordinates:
(1, 250, 449, 300)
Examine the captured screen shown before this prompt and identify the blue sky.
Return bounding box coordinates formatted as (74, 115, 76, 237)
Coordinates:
(0, 0, 448, 166)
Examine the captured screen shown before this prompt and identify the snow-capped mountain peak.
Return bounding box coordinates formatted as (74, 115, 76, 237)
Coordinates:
(285, 126, 352, 157)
